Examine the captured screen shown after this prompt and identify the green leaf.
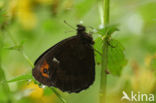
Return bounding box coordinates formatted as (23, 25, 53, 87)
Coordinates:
(98, 24, 119, 37)
(7, 73, 33, 83)
(107, 39, 127, 76)
(94, 37, 127, 76)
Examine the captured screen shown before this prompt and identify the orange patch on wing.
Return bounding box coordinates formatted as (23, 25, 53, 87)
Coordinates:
(40, 60, 49, 78)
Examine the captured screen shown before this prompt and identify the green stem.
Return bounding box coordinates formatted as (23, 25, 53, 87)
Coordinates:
(104, 0, 110, 25)
(21, 51, 34, 68)
(7, 31, 18, 46)
(94, 48, 102, 56)
(99, 0, 110, 103)
(100, 39, 108, 103)
(51, 87, 67, 103)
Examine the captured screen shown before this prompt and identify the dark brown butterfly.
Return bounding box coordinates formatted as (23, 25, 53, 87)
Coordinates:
(32, 24, 95, 93)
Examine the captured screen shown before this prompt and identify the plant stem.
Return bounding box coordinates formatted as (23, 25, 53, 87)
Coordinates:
(21, 51, 34, 68)
(100, 40, 108, 103)
(104, 0, 110, 25)
(51, 87, 67, 103)
(99, 0, 110, 103)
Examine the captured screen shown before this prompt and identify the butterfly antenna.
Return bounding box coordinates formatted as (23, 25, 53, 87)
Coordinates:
(64, 20, 76, 30)
(87, 26, 98, 36)
(88, 26, 94, 30)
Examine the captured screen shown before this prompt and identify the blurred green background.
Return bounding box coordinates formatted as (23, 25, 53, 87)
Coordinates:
(0, 0, 156, 103)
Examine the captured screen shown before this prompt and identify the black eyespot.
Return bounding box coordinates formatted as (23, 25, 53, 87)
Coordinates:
(43, 68, 48, 74)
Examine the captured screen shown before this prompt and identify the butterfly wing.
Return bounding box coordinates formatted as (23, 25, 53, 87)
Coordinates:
(33, 34, 95, 93)
(32, 36, 78, 86)
(52, 35, 95, 93)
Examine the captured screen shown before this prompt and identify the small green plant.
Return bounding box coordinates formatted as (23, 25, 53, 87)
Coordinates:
(96, 0, 127, 103)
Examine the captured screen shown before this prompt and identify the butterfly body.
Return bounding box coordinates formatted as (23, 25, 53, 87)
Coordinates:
(32, 25, 95, 93)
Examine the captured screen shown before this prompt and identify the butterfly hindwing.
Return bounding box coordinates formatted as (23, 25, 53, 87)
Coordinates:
(32, 24, 95, 93)
(51, 35, 95, 92)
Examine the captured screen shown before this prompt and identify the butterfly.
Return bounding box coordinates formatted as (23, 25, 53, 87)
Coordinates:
(32, 24, 95, 93)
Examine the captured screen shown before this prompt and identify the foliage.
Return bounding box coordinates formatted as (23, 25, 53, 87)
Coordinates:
(95, 26, 127, 76)
(0, 0, 156, 103)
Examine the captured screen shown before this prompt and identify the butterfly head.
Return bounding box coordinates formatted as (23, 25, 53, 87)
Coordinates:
(77, 24, 86, 33)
